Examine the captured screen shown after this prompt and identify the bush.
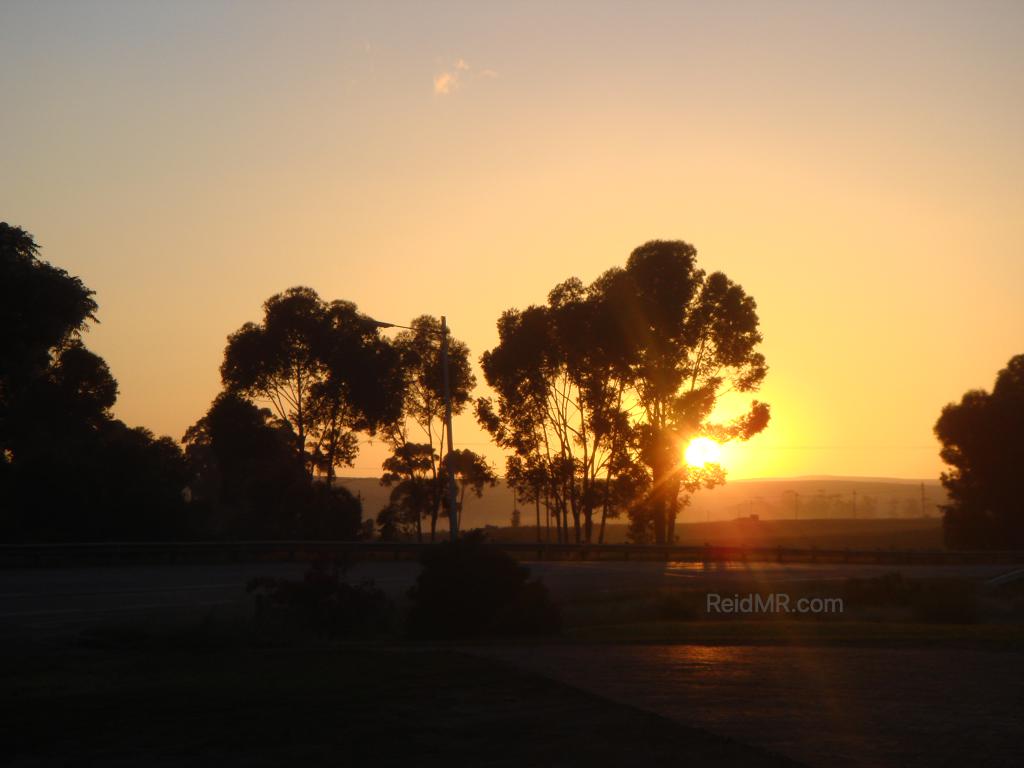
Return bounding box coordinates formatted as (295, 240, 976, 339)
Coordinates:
(407, 533, 560, 639)
(248, 561, 391, 639)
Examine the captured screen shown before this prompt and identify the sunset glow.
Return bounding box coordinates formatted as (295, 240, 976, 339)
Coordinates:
(685, 437, 722, 468)
(2, 3, 1022, 481)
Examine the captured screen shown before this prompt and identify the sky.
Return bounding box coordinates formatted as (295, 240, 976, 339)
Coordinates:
(2, 1, 1022, 481)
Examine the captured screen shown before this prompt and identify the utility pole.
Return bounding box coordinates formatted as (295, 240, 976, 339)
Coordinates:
(440, 316, 459, 541)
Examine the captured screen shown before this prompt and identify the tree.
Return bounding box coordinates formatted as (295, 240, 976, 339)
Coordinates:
(384, 316, 476, 539)
(478, 283, 631, 544)
(935, 354, 1024, 549)
(601, 241, 770, 544)
(376, 480, 432, 541)
(220, 287, 404, 482)
(183, 393, 309, 538)
(1, 224, 102, 465)
(0, 223, 96, 395)
(441, 448, 497, 530)
(479, 240, 769, 544)
(1, 223, 188, 542)
(505, 455, 549, 542)
(184, 392, 365, 540)
(380, 442, 438, 542)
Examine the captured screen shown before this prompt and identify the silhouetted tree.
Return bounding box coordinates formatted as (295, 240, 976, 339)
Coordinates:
(1, 223, 188, 541)
(479, 240, 769, 544)
(380, 442, 438, 541)
(220, 287, 404, 481)
(383, 316, 475, 538)
(376, 480, 432, 541)
(183, 392, 363, 539)
(183, 393, 308, 538)
(601, 241, 769, 543)
(0, 223, 96, 394)
(505, 455, 548, 542)
(478, 283, 632, 544)
(935, 355, 1024, 548)
(441, 448, 497, 530)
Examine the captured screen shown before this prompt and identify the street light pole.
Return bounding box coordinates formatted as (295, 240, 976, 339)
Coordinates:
(440, 316, 459, 541)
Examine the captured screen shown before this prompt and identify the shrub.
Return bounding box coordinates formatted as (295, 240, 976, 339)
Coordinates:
(406, 533, 560, 639)
(247, 561, 391, 639)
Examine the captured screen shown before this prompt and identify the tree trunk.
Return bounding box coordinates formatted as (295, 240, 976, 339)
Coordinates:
(598, 499, 608, 544)
(666, 477, 682, 544)
(544, 495, 551, 543)
(535, 496, 541, 543)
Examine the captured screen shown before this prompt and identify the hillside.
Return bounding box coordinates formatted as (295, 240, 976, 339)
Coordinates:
(336, 476, 947, 529)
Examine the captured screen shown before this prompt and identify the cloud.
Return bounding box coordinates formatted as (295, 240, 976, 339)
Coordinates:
(433, 58, 497, 96)
(433, 71, 456, 95)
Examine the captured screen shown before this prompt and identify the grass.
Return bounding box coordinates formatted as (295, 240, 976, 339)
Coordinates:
(1, 637, 800, 767)
(563, 619, 1024, 648)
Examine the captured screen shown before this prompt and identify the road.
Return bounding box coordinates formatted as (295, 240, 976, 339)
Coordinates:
(476, 644, 1024, 768)
(0, 560, 1013, 637)
(3, 560, 1020, 767)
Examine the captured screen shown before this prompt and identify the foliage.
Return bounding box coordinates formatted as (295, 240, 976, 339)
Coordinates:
(221, 287, 405, 481)
(376, 477, 434, 540)
(406, 533, 560, 638)
(441, 448, 497, 528)
(1, 223, 189, 542)
(248, 561, 392, 639)
(935, 354, 1024, 549)
(0, 223, 97, 392)
(478, 240, 769, 545)
(378, 442, 437, 541)
(183, 393, 364, 539)
(388, 315, 476, 444)
(381, 316, 476, 541)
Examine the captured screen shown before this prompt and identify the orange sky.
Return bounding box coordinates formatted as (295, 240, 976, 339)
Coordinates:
(2, 2, 1021, 480)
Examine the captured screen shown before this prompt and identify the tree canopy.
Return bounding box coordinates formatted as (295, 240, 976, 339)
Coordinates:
(935, 354, 1024, 549)
(378, 316, 476, 541)
(1, 222, 189, 542)
(221, 287, 405, 481)
(478, 240, 769, 544)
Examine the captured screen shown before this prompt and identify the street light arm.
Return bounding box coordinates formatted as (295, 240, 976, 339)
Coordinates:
(368, 317, 452, 336)
(367, 318, 415, 331)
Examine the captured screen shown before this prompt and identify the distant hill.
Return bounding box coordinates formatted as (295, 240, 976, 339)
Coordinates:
(484, 518, 945, 549)
(336, 476, 947, 529)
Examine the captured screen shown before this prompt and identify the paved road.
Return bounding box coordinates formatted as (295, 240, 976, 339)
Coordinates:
(476, 644, 1024, 768)
(0, 560, 1013, 637)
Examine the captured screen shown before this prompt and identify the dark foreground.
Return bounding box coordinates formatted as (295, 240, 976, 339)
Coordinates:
(479, 644, 1024, 768)
(2, 641, 796, 768)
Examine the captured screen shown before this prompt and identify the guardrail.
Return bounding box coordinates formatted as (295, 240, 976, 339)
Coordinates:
(2, 540, 1023, 568)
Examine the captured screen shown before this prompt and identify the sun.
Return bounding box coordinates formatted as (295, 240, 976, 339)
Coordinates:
(684, 437, 722, 468)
